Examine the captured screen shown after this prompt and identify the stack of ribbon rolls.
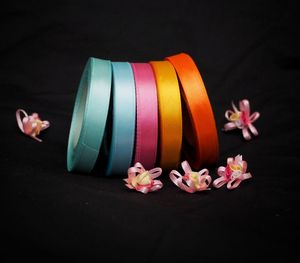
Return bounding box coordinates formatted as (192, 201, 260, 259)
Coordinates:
(67, 53, 219, 176)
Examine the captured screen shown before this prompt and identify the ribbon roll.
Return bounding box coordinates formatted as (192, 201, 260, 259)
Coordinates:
(105, 62, 136, 176)
(67, 57, 112, 173)
(150, 61, 182, 170)
(166, 53, 219, 169)
(131, 63, 158, 170)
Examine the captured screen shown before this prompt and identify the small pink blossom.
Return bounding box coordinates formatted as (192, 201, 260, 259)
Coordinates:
(223, 99, 260, 140)
(124, 162, 163, 194)
(16, 109, 50, 142)
(169, 161, 211, 193)
(213, 155, 252, 190)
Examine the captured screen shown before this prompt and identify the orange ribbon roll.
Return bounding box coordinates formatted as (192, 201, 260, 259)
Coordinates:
(166, 53, 219, 169)
(149, 61, 182, 170)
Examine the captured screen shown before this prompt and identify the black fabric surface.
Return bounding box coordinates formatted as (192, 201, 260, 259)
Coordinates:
(2, 0, 299, 261)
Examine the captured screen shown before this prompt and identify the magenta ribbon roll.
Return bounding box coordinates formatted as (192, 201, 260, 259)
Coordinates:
(131, 63, 158, 170)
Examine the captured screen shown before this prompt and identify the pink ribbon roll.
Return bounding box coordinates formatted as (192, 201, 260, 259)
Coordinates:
(131, 63, 158, 170)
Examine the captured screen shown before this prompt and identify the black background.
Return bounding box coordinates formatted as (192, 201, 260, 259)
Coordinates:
(1, 0, 299, 261)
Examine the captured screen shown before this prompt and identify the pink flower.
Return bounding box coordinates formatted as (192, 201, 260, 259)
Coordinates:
(16, 109, 50, 142)
(223, 99, 260, 140)
(124, 162, 163, 194)
(213, 155, 252, 190)
(169, 161, 212, 193)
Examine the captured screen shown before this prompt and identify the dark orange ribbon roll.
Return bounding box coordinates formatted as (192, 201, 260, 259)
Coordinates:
(166, 53, 219, 169)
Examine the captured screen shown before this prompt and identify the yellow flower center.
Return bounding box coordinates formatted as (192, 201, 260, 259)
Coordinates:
(229, 164, 243, 178)
(131, 171, 151, 187)
(32, 119, 43, 136)
(229, 112, 241, 122)
(189, 172, 203, 190)
(229, 164, 242, 172)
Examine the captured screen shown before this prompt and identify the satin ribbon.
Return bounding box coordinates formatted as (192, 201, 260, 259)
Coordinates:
(213, 155, 252, 190)
(106, 62, 136, 176)
(166, 53, 219, 169)
(169, 160, 211, 193)
(16, 109, 50, 142)
(149, 61, 182, 170)
(67, 57, 112, 173)
(124, 162, 163, 194)
(224, 99, 260, 140)
(131, 63, 158, 170)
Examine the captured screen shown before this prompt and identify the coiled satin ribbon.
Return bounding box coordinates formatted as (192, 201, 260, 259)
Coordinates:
(166, 53, 219, 169)
(67, 57, 112, 173)
(106, 62, 136, 176)
(150, 61, 182, 170)
(131, 63, 158, 170)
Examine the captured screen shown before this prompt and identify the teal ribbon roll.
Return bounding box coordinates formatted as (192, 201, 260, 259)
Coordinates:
(105, 62, 136, 176)
(67, 57, 112, 173)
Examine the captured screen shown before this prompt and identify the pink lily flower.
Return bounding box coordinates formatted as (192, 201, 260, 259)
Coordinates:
(16, 109, 50, 142)
(124, 162, 163, 194)
(213, 155, 252, 190)
(169, 161, 211, 193)
(224, 99, 260, 140)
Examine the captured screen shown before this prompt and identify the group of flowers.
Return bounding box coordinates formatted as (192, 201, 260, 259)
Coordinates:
(16, 99, 259, 194)
(124, 99, 259, 194)
(125, 154, 252, 194)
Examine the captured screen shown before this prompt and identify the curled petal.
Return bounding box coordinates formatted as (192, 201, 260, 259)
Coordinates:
(169, 170, 182, 188)
(248, 123, 258, 136)
(225, 110, 235, 121)
(125, 183, 134, 189)
(239, 99, 250, 117)
(227, 171, 252, 190)
(231, 101, 239, 113)
(199, 174, 212, 189)
(227, 157, 234, 165)
(148, 167, 162, 179)
(212, 177, 227, 188)
(249, 112, 260, 123)
(239, 172, 252, 181)
(199, 168, 209, 176)
(178, 182, 197, 193)
(181, 160, 192, 174)
(227, 178, 242, 190)
(16, 109, 27, 132)
(136, 186, 150, 194)
(242, 161, 248, 174)
(151, 181, 163, 191)
(223, 122, 237, 131)
(234, 155, 243, 164)
(217, 166, 226, 177)
(242, 127, 251, 140)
